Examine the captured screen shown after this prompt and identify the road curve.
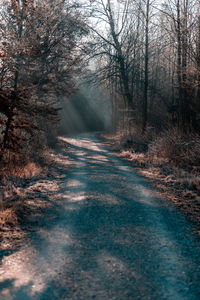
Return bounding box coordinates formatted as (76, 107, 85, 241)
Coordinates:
(0, 133, 200, 300)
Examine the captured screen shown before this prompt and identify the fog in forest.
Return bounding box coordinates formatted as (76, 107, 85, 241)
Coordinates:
(59, 83, 112, 135)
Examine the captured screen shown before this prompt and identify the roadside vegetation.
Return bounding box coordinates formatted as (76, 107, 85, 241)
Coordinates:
(87, 0, 200, 227)
(0, 0, 200, 236)
(116, 128, 200, 227)
(0, 0, 88, 236)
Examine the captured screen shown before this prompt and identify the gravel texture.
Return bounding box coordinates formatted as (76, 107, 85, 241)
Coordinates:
(0, 133, 200, 300)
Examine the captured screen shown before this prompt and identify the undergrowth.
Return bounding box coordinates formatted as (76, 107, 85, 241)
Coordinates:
(148, 128, 200, 172)
(112, 127, 200, 227)
(0, 131, 52, 235)
(118, 127, 200, 200)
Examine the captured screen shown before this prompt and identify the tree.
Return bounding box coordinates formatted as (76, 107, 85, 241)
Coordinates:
(0, 0, 88, 162)
(142, 0, 150, 133)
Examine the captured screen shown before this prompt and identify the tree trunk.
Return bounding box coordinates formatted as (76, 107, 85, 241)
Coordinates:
(197, 15, 200, 102)
(142, 0, 150, 134)
(107, 0, 134, 115)
(181, 0, 190, 127)
(176, 0, 183, 128)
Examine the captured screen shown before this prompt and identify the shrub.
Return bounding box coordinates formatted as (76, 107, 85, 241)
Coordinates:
(148, 128, 200, 170)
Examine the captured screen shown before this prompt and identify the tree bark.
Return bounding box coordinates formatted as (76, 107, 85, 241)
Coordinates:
(142, 0, 150, 134)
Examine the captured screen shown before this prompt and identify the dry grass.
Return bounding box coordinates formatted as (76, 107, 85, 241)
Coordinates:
(0, 159, 43, 237)
(11, 162, 42, 178)
(177, 173, 200, 195)
(147, 128, 200, 198)
(0, 208, 18, 228)
(106, 128, 200, 228)
(0, 193, 30, 228)
(0, 131, 57, 251)
(148, 128, 200, 171)
(120, 130, 200, 193)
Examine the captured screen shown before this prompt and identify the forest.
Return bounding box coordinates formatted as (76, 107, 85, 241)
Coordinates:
(0, 0, 199, 217)
(0, 0, 200, 299)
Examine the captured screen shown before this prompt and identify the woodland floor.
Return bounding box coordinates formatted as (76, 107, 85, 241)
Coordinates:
(0, 133, 200, 299)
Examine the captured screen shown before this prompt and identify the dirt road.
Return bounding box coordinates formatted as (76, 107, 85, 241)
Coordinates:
(0, 134, 200, 299)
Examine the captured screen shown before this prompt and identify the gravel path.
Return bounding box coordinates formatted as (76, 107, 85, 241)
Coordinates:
(0, 134, 200, 300)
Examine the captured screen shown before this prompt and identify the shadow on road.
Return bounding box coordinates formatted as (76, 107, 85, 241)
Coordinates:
(0, 134, 200, 300)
